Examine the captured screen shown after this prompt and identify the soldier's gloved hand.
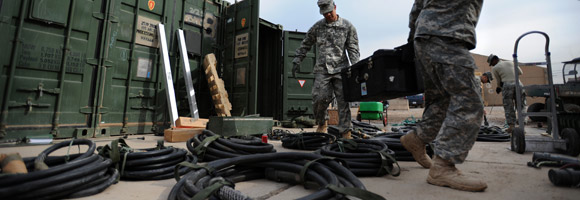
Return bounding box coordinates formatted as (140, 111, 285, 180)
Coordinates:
(292, 63, 300, 79)
(496, 87, 502, 94)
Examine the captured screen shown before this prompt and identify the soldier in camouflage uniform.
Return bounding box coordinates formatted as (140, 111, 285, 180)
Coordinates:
(400, 0, 487, 192)
(292, 0, 359, 139)
(488, 54, 525, 133)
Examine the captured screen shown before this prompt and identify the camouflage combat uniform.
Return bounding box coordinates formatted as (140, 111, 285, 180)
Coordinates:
(410, 0, 484, 164)
(293, 16, 360, 134)
(492, 60, 525, 126)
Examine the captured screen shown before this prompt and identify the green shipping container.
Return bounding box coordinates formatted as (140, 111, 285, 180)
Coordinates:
(0, 0, 314, 140)
(0, 0, 227, 139)
(221, 0, 316, 121)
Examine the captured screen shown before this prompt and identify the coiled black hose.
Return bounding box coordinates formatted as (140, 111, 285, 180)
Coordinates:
(98, 139, 196, 181)
(317, 139, 400, 177)
(187, 130, 276, 162)
(352, 119, 382, 133)
(0, 139, 118, 200)
(477, 126, 510, 142)
(371, 132, 434, 161)
(548, 165, 580, 187)
(281, 132, 336, 150)
(168, 152, 385, 200)
(268, 129, 292, 140)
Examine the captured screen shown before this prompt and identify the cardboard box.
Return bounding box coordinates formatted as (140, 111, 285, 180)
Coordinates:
(176, 117, 208, 128)
(164, 128, 204, 142)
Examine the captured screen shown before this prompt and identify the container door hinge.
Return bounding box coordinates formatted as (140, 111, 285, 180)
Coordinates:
(103, 60, 114, 67)
(108, 15, 119, 23)
(92, 13, 105, 20)
(79, 107, 93, 114)
(80, 107, 108, 114)
(86, 58, 114, 67)
(18, 83, 61, 97)
(130, 91, 152, 99)
(86, 58, 99, 65)
(98, 107, 109, 114)
(8, 98, 50, 112)
(1, 16, 11, 24)
(131, 105, 155, 110)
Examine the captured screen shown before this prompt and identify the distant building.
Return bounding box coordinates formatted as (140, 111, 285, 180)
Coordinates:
(472, 53, 548, 106)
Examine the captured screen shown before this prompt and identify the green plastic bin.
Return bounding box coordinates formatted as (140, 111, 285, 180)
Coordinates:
(359, 102, 384, 120)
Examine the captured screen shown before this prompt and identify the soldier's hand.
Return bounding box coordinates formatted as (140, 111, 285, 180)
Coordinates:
(292, 63, 300, 79)
(496, 87, 502, 94)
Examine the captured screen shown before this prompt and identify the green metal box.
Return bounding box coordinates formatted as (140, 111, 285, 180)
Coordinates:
(206, 116, 274, 136)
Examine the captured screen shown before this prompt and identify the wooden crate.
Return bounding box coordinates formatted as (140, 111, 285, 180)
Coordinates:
(164, 128, 204, 143)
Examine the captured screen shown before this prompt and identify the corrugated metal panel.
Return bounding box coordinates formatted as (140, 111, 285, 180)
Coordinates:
(0, 0, 106, 139)
(96, 0, 175, 137)
(0, 0, 225, 139)
(222, 0, 260, 116)
(282, 31, 315, 121)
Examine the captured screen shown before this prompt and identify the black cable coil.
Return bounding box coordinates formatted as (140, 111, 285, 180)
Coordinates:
(281, 132, 336, 150)
(98, 139, 196, 181)
(477, 126, 510, 142)
(268, 129, 293, 140)
(187, 130, 276, 162)
(352, 120, 382, 133)
(168, 152, 385, 200)
(317, 139, 400, 177)
(0, 139, 119, 200)
(371, 132, 434, 161)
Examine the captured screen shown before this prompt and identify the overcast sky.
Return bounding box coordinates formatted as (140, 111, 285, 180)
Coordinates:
(253, 0, 580, 83)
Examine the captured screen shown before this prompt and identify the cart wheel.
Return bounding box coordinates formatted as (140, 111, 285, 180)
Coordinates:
(511, 127, 526, 154)
(561, 128, 580, 156)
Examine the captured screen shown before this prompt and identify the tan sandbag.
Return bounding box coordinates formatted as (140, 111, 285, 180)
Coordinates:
(0, 153, 28, 174)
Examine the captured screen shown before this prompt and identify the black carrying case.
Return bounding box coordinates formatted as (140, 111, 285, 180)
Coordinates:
(341, 49, 424, 102)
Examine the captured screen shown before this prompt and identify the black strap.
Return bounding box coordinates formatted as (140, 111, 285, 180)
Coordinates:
(337, 139, 358, 153)
(192, 135, 220, 159)
(191, 178, 234, 200)
(174, 161, 214, 181)
(375, 150, 400, 177)
(300, 157, 349, 185)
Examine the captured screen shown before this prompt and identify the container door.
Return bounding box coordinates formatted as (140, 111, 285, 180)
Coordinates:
(281, 31, 316, 121)
(222, 0, 260, 116)
(95, 0, 178, 136)
(256, 19, 283, 120)
(173, 0, 226, 119)
(0, 0, 107, 139)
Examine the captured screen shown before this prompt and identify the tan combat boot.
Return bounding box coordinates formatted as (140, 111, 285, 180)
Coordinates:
(316, 121, 328, 133)
(342, 130, 352, 139)
(0, 153, 28, 174)
(400, 130, 432, 168)
(427, 156, 487, 192)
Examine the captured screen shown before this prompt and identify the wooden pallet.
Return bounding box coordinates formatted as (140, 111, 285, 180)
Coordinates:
(203, 54, 232, 117)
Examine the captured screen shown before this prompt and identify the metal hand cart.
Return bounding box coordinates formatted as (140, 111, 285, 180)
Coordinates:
(510, 31, 580, 156)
